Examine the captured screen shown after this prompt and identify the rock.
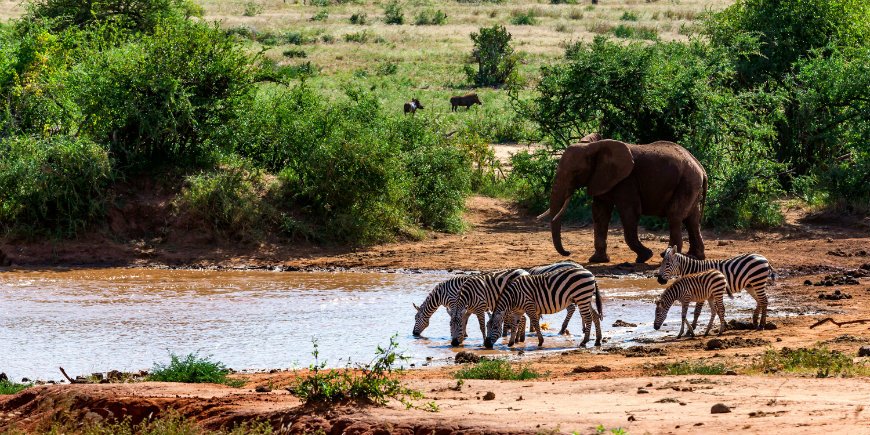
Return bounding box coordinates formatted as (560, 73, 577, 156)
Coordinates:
(725, 370, 738, 376)
(859, 346, 870, 357)
(727, 319, 777, 330)
(861, 263, 870, 271)
(91, 373, 104, 381)
(711, 403, 732, 414)
(454, 351, 480, 364)
(571, 365, 611, 373)
(0, 373, 7, 382)
(255, 385, 272, 393)
(612, 319, 638, 328)
(482, 391, 495, 401)
(776, 337, 782, 342)
(637, 388, 650, 394)
(107, 370, 123, 382)
(627, 415, 636, 422)
(818, 289, 852, 300)
(804, 280, 813, 286)
(21, 377, 30, 383)
(705, 339, 724, 350)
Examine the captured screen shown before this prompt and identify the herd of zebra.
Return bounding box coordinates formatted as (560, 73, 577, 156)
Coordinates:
(412, 247, 774, 349)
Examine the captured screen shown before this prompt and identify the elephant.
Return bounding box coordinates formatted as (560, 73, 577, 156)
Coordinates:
(539, 136, 707, 263)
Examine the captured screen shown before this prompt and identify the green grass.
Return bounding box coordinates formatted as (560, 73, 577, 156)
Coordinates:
(454, 359, 544, 380)
(754, 344, 870, 377)
(661, 360, 727, 375)
(611, 24, 659, 40)
(43, 411, 274, 435)
(148, 353, 244, 387)
(0, 380, 31, 395)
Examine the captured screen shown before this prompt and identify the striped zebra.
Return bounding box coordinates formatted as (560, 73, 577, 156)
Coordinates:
(449, 268, 528, 346)
(512, 261, 584, 337)
(653, 269, 729, 338)
(412, 275, 473, 336)
(484, 267, 602, 349)
(656, 245, 773, 329)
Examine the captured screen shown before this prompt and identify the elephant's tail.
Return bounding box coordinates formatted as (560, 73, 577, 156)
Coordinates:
(700, 175, 708, 223)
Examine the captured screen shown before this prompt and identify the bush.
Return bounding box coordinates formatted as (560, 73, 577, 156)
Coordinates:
(454, 359, 543, 380)
(291, 337, 429, 407)
(350, 12, 367, 25)
(509, 10, 537, 25)
(383, 0, 404, 25)
(611, 24, 658, 40)
(466, 25, 519, 88)
(310, 9, 329, 21)
(414, 9, 447, 25)
(50, 411, 274, 434)
(149, 353, 242, 386)
(0, 135, 111, 236)
(283, 48, 307, 58)
(754, 344, 869, 377)
(344, 30, 371, 43)
(23, 0, 200, 33)
(661, 360, 727, 375)
(242, 1, 263, 17)
(71, 20, 254, 170)
(620, 11, 638, 21)
(0, 379, 31, 395)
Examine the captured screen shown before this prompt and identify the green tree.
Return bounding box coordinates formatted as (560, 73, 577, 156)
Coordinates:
(466, 25, 518, 88)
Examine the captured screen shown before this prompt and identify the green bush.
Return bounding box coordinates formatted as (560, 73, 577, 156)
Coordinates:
(71, 20, 254, 170)
(0, 379, 31, 395)
(0, 135, 111, 236)
(754, 344, 869, 377)
(50, 411, 275, 435)
(620, 11, 638, 21)
(310, 8, 329, 21)
(23, 0, 200, 33)
(662, 360, 727, 375)
(611, 24, 658, 40)
(344, 30, 371, 43)
(509, 10, 537, 25)
(414, 9, 447, 25)
(454, 359, 543, 380)
(350, 12, 367, 25)
(466, 25, 519, 88)
(149, 353, 242, 386)
(242, 1, 263, 17)
(383, 0, 404, 25)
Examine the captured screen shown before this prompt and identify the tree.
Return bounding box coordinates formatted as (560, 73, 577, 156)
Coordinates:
(466, 25, 518, 88)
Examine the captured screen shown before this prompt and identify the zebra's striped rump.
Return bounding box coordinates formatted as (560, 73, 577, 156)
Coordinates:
(657, 245, 773, 329)
(484, 267, 602, 349)
(450, 268, 528, 346)
(413, 275, 471, 336)
(654, 269, 729, 338)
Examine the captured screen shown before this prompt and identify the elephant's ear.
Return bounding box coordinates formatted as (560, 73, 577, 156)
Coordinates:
(586, 140, 634, 197)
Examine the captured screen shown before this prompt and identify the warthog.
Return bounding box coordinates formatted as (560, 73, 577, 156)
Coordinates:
(449, 93, 482, 112)
(403, 98, 424, 115)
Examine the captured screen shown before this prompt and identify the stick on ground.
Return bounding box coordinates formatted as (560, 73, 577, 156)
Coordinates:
(809, 318, 870, 329)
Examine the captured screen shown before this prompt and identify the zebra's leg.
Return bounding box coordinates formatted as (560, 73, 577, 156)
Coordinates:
(592, 305, 602, 347)
(559, 304, 575, 335)
(475, 309, 487, 340)
(529, 313, 544, 347)
(716, 296, 726, 336)
(703, 297, 717, 336)
(579, 303, 593, 347)
(519, 315, 527, 343)
(691, 301, 704, 330)
(677, 302, 690, 338)
(755, 288, 769, 331)
(461, 311, 472, 341)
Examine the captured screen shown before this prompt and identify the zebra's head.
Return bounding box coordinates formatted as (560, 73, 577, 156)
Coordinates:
(656, 245, 679, 284)
(484, 309, 506, 349)
(412, 302, 428, 336)
(653, 296, 673, 330)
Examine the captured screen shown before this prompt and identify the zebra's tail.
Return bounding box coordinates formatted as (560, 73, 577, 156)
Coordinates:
(594, 282, 603, 320)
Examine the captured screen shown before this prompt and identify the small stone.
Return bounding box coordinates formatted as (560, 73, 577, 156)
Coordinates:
(804, 280, 813, 286)
(858, 346, 870, 357)
(627, 415, 636, 422)
(483, 391, 496, 401)
(706, 339, 724, 351)
(0, 373, 7, 382)
(725, 370, 738, 376)
(711, 403, 732, 414)
(612, 319, 638, 328)
(776, 337, 782, 342)
(571, 365, 611, 373)
(255, 385, 271, 393)
(454, 351, 480, 364)
(637, 388, 650, 394)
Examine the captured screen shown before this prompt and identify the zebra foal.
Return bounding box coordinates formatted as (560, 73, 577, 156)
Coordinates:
(412, 275, 473, 336)
(484, 267, 602, 349)
(656, 245, 773, 329)
(653, 269, 729, 338)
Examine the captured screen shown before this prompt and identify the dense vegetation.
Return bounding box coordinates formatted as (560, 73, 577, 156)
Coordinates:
(1, 0, 867, 244)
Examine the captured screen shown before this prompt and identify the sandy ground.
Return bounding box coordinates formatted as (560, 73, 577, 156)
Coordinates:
(2, 196, 870, 433)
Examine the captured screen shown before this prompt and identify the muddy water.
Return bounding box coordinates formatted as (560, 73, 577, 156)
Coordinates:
(0, 269, 766, 381)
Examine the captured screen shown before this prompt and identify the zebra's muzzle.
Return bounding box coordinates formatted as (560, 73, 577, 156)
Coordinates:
(656, 275, 668, 285)
(451, 338, 461, 347)
(483, 338, 493, 349)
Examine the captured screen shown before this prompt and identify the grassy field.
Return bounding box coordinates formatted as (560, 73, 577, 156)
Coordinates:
(0, 0, 732, 122)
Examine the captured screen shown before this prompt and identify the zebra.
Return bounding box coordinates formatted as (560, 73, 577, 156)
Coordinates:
(412, 275, 473, 336)
(656, 245, 773, 330)
(504, 261, 584, 340)
(484, 267, 602, 349)
(449, 268, 528, 346)
(653, 269, 730, 338)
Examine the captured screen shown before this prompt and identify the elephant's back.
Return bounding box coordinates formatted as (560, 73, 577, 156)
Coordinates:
(630, 141, 705, 177)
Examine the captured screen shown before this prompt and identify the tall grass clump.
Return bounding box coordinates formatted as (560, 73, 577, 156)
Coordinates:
(754, 345, 869, 377)
(149, 353, 242, 386)
(0, 136, 112, 237)
(0, 379, 31, 395)
(454, 359, 543, 380)
(48, 411, 275, 434)
(414, 9, 447, 25)
(510, 10, 538, 25)
(661, 361, 727, 375)
(383, 0, 404, 25)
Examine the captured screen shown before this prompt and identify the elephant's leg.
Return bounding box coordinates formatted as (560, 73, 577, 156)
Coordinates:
(616, 205, 653, 263)
(589, 200, 614, 263)
(684, 206, 705, 260)
(668, 216, 684, 254)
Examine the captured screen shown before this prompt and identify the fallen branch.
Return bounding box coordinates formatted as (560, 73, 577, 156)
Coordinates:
(59, 367, 83, 384)
(809, 317, 870, 329)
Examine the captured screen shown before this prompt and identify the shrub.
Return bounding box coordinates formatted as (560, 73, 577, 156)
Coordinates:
(344, 30, 371, 43)
(510, 10, 537, 25)
(550, 0, 578, 4)
(620, 10, 638, 21)
(454, 359, 543, 380)
(0, 379, 31, 395)
(414, 9, 447, 25)
(50, 411, 275, 434)
(291, 337, 429, 407)
(149, 353, 243, 386)
(383, 0, 404, 25)
(465, 25, 518, 88)
(404, 142, 471, 232)
(754, 344, 869, 377)
(376, 61, 398, 75)
(0, 135, 111, 237)
(285, 30, 316, 45)
(310, 9, 329, 21)
(350, 12, 367, 25)
(283, 48, 307, 58)
(661, 361, 727, 375)
(242, 1, 263, 16)
(23, 0, 200, 33)
(611, 24, 658, 40)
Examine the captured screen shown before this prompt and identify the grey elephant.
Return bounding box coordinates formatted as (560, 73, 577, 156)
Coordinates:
(539, 135, 707, 263)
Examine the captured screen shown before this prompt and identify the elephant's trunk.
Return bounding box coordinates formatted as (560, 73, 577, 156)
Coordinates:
(550, 196, 572, 256)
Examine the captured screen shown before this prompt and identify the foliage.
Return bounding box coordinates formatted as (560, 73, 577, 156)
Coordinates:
(0, 379, 31, 395)
(24, 0, 201, 33)
(509, 10, 537, 26)
(0, 135, 111, 237)
(383, 0, 404, 25)
(242, 1, 263, 17)
(661, 361, 727, 375)
(611, 24, 658, 40)
(414, 9, 447, 25)
(290, 337, 432, 409)
(148, 353, 243, 386)
(593, 426, 628, 435)
(310, 9, 329, 21)
(453, 359, 543, 380)
(754, 344, 869, 377)
(466, 25, 518, 88)
(46, 411, 274, 435)
(349, 12, 367, 25)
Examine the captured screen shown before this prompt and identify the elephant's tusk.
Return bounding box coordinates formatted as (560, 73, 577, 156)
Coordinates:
(552, 197, 572, 222)
(536, 210, 551, 221)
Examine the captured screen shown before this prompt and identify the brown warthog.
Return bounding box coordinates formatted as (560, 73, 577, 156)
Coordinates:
(449, 93, 482, 111)
(404, 98, 424, 115)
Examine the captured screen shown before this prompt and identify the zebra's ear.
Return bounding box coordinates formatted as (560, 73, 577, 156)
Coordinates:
(413, 303, 420, 311)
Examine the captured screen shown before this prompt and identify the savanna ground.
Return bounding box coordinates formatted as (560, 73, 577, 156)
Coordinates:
(3, 0, 870, 433)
